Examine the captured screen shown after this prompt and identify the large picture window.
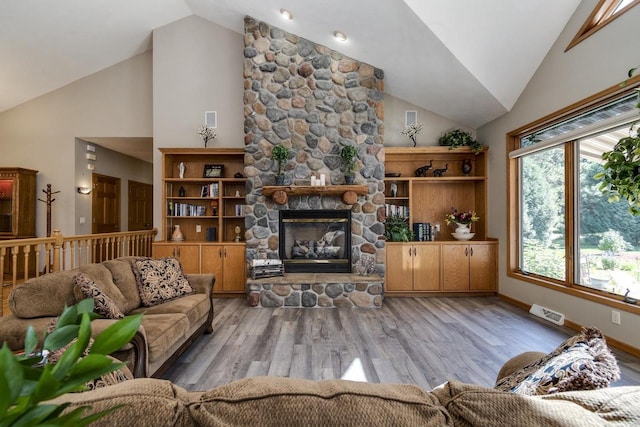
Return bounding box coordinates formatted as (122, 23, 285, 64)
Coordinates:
(508, 84, 640, 308)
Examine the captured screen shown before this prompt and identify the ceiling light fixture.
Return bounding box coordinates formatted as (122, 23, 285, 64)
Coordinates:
(333, 31, 347, 42)
(280, 8, 293, 20)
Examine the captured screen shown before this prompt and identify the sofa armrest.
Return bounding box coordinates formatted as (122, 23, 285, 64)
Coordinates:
(0, 315, 54, 351)
(495, 351, 546, 384)
(186, 274, 215, 297)
(91, 318, 149, 378)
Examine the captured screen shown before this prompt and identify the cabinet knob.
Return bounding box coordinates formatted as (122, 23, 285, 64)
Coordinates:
(413, 247, 416, 256)
(465, 247, 469, 256)
(470, 247, 474, 256)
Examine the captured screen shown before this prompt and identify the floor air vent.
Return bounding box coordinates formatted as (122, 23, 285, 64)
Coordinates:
(529, 304, 565, 326)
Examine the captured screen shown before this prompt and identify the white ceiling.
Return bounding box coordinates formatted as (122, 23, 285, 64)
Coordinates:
(1, 0, 581, 160)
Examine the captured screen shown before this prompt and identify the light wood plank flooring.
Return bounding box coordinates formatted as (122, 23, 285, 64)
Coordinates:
(163, 297, 640, 391)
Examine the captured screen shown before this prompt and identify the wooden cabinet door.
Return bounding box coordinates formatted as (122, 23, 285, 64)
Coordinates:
(413, 244, 441, 291)
(201, 244, 224, 291)
(385, 244, 414, 291)
(153, 244, 200, 274)
(222, 245, 246, 292)
(442, 244, 470, 291)
(469, 243, 497, 291)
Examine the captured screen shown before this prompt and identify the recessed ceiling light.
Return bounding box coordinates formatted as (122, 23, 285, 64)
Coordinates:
(333, 31, 347, 42)
(280, 8, 293, 20)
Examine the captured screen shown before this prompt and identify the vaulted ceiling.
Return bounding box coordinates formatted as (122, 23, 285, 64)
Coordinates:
(1, 0, 581, 129)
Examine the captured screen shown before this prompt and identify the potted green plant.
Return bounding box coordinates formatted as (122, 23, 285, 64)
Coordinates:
(0, 299, 142, 425)
(340, 145, 358, 184)
(384, 214, 414, 242)
(438, 129, 484, 154)
(272, 145, 290, 185)
(595, 67, 640, 215)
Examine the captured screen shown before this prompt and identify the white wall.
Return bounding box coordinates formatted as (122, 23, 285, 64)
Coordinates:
(152, 15, 246, 233)
(478, 0, 640, 348)
(0, 52, 153, 236)
(383, 93, 472, 147)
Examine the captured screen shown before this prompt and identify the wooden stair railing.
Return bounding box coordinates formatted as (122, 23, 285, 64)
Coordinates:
(1, 228, 157, 317)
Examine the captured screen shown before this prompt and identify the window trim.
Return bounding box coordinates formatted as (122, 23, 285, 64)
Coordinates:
(507, 75, 640, 315)
(566, 0, 640, 52)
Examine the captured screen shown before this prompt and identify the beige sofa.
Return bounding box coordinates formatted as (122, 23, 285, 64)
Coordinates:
(47, 352, 640, 426)
(0, 257, 214, 378)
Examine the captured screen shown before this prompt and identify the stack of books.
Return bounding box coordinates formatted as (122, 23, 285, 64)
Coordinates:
(249, 259, 285, 279)
(413, 222, 432, 241)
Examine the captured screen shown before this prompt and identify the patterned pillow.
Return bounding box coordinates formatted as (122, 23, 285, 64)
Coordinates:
(73, 272, 125, 319)
(132, 257, 193, 307)
(495, 327, 620, 395)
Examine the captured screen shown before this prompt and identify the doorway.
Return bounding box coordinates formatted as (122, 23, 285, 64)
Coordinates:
(128, 180, 153, 231)
(92, 173, 120, 234)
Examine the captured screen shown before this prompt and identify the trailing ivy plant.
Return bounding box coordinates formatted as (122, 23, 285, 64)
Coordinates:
(340, 145, 358, 177)
(271, 145, 290, 177)
(595, 66, 640, 215)
(0, 299, 142, 426)
(438, 129, 484, 154)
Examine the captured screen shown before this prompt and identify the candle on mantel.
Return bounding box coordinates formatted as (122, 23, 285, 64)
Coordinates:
(320, 174, 326, 186)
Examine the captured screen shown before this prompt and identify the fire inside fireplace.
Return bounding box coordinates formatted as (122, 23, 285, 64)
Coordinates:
(279, 209, 351, 273)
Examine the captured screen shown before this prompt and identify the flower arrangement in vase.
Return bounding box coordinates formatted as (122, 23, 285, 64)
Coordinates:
(445, 208, 479, 240)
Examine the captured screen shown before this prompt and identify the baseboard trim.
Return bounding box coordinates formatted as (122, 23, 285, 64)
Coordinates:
(498, 293, 640, 358)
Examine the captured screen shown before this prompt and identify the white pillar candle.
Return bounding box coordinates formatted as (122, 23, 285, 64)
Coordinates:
(310, 176, 317, 186)
(320, 174, 326, 186)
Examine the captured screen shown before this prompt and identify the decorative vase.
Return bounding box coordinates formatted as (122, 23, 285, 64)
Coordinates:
(171, 225, 185, 241)
(455, 223, 471, 234)
(345, 175, 355, 185)
(275, 175, 285, 186)
(461, 159, 472, 176)
(178, 186, 186, 197)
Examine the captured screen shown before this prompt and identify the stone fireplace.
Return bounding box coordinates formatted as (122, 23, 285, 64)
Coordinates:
(242, 16, 385, 308)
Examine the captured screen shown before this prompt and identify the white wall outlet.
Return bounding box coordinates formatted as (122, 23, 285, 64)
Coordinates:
(196, 224, 201, 233)
(612, 310, 621, 325)
(79, 216, 86, 224)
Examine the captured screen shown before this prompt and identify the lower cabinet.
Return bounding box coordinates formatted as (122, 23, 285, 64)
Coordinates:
(152, 244, 200, 274)
(201, 244, 246, 293)
(152, 243, 246, 295)
(386, 241, 498, 294)
(386, 243, 440, 292)
(442, 243, 497, 292)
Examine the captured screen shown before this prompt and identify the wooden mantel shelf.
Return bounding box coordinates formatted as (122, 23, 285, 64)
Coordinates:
(262, 184, 368, 205)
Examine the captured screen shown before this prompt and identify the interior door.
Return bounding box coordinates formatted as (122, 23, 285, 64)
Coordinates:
(92, 173, 121, 234)
(128, 180, 153, 231)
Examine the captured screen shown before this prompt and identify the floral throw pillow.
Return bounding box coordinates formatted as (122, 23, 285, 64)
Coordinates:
(494, 327, 620, 395)
(73, 272, 125, 319)
(133, 257, 193, 307)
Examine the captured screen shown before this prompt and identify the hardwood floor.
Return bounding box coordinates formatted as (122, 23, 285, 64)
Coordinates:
(162, 296, 640, 391)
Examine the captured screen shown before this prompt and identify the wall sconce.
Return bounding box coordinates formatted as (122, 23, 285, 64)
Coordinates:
(77, 187, 92, 195)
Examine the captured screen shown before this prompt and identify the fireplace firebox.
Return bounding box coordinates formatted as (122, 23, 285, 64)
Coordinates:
(279, 210, 351, 273)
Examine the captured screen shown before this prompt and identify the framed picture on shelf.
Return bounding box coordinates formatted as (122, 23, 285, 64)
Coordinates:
(203, 164, 223, 178)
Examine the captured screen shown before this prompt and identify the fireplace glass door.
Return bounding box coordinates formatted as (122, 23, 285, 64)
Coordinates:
(279, 210, 351, 273)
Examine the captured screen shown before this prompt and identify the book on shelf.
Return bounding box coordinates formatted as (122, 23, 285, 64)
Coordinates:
(385, 204, 409, 217)
(413, 223, 432, 242)
(200, 183, 219, 198)
(168, 202, 207, 217)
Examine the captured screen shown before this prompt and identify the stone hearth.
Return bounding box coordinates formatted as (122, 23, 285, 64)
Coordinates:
(247, 274, 383, 308)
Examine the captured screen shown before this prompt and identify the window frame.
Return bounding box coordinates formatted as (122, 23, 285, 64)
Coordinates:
(566, 0, 640, 51)
(507, 76, 640, 315)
